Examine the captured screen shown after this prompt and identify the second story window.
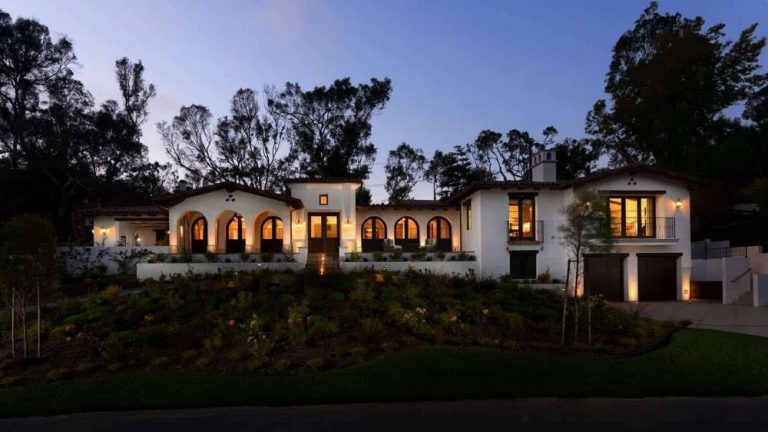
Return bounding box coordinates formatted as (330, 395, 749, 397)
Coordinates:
(464, 201, 472, 230)
(509, 194, 535, 240)
(319, 194, 328, 205)
(609, 196, 656, 237)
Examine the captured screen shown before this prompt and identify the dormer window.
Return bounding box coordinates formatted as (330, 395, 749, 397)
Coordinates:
(319, 194, 328, 205)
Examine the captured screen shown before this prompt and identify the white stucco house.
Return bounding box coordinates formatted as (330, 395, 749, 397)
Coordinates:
(81, 150, 695, 302)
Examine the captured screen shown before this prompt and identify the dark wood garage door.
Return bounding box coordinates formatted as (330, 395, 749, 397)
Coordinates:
(638, 254, 679, 301)
(584, 254, 627, 301)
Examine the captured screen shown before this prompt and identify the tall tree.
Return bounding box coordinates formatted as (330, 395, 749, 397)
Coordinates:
(425, 150, 447, 200)
(159, 88, 289, 191)
(267, 78, 392, 179)
(586, 2, 767, 174)
(384, 142, 426, 203)
(434, 145, 493, 200)
(0, 10, 76, 171)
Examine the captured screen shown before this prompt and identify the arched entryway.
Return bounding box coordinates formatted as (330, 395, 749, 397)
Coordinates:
(191, 217, 207, 253)
(177, 211, 207, 254)
(225, 213, 246, 253)
(395, 216, 419, 251)
(260, 216, 284, 253)
(427, 217, 452, 251)
(361, 217, 386, 252)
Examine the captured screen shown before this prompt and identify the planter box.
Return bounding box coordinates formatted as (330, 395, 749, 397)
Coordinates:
(340, 261, 478, 275)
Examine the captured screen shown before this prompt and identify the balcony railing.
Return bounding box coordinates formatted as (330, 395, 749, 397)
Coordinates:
(508, 219, 542, 242)
(608, 217, 675, 239)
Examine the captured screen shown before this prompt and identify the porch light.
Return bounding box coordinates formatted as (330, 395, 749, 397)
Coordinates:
(100, 228, 107, 236)
(675, 198, 682, 208)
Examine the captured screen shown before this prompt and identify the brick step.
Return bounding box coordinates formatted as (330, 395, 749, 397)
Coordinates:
(305, 253, 340, 274)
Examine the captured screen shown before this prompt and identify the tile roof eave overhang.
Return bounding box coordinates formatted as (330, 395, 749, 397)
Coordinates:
(78, 206, 169, 217)
(285, 178, 364, 185)
(445, 164, 702, 204)
(358, 203, 459, 211)
(157, 181, 303, 208)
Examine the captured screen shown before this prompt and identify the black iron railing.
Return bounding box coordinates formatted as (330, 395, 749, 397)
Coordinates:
(508, 219, 542, 242)
(608, 217, 675, 239)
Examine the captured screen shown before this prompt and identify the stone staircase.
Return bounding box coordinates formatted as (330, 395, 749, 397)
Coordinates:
(733, 289, 754, 306)
(305, 253, 340, 275)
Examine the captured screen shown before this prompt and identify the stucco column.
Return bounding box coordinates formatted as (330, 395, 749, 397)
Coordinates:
(206, 213, 218, 253)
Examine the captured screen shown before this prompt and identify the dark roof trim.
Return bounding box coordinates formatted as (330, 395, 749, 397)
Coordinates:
(158, 182, 303, 208)
(446, 165, 701, 204)
(79, 206, 168, 217)
(285, 178, 363, 185)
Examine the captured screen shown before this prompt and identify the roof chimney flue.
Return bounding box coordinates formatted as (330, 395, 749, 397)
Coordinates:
(531, 149, 557, 182)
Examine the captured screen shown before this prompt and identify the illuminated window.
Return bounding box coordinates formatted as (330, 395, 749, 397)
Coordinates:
(464, 201, 472, 230)
(319, 194, 329, 205)
(427, 217, 451, 239)
(227, 215, 245, 240)
(362, 217, 386, 240)
(261, 217, 283, 240)
(310, 215, 322, 238)
(608, 196, 656, 237)
(509, 195, 535, 240)
(192, 218, 206, 240)
(395, 217, 418, 240)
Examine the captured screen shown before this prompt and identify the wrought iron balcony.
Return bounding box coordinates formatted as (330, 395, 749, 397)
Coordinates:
(608, 217, 675, 239)
(508, 219, 542, 242)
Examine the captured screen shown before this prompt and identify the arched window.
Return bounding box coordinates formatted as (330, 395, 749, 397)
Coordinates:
(427, 217, 452, 252)
(227, 214, 245, 240)
(395, 217, 418, 240)
(427, 217, 451, 239)
(261, 217, 283, 240)
(192, 218, 206, 240)
(260, 216, 284, 253)
(362, 217, 386, 240)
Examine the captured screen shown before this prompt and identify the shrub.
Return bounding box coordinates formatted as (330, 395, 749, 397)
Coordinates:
(307, 316, 339, 341)
(373, 251, 385, 262)
(347, 252, 361, 262)
(411, 251, 426, 261)
(501, 312, 525, 333)
(74, 361, 95, 373)
(195, 357, 211, 369)
(101, 284, 122, 302)
(536, 269, 552, 283)
(204, 251, 218, 263)
(392, 249, 403, 261)
(380, 341, 399, 352)
(361, 317, 384, 337)
(149, 253, 168, 263)
(0, 376, 23, 387)
(239, 253, 251, 263)
(152, 356, 170, 367)
(179, 252, 193, 263)
(329, 291, 346, 302)
(45, 368, 69, 382)
(273, 359, 290, 372)
(182, 350, 198, 361)
(305, 357, 325, 372)
(261, 252, 274, 263)
(436, 251, 446, 261)
(350, 346, 368, 361)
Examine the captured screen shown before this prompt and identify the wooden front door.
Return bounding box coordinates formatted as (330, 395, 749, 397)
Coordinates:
(308, 213, 340, 253)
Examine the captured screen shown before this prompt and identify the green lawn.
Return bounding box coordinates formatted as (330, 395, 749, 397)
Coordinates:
(2, 329, 768, 417)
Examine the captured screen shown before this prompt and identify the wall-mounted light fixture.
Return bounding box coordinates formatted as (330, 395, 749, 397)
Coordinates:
(675, 198, 682, 208)
(100, 228, 108, 236)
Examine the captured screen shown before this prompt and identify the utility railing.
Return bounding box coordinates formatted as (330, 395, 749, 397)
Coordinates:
(508, 219, 542, 242)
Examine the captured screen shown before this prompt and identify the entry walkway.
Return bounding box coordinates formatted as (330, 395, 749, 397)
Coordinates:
(620, 301, 768, 338)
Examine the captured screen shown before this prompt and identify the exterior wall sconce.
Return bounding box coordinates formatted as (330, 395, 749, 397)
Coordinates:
(100, 228, 108, 236)
(675, 198, 682, 208)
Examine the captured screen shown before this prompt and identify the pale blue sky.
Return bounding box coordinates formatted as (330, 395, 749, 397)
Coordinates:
(4, 0, 767, 201)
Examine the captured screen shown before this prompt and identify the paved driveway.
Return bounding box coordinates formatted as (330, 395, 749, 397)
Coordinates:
(621, 301, 768, 338)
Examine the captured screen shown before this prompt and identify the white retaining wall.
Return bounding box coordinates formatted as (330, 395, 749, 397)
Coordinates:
(137, 262, 304, 280)
(722, 257, 751, 305)
(340, 261, 478, 275)
(58, 246, 169, 276)
(753, 274, 768, 307)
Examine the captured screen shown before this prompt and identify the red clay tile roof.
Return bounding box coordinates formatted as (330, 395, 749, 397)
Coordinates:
(79, 205, 168, 217)
(285, 177, 363, 184)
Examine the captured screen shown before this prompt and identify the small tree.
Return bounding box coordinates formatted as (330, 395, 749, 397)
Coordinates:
(0, 215, 56, 358)
(558, 190, 613, 345)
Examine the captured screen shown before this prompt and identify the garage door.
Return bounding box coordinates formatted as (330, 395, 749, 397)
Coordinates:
(584, 254, 627, 301)
(638, 254, 680, 301)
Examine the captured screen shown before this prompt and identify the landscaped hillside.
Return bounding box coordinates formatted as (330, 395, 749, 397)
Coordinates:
(0, 270, 674, 386)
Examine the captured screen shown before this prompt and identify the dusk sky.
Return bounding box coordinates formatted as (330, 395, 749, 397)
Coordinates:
(4, 0, 767, 201)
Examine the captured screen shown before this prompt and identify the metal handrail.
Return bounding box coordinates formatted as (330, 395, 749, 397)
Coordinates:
(608, 217, 675, 239)
(508, 219, 542, 242)
(731, 268, 752, 283)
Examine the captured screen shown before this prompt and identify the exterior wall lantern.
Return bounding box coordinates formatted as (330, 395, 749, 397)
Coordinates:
(675, 198, 682, 208)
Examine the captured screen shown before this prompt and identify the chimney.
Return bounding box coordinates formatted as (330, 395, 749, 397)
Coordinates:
(531, 149, 557, 182)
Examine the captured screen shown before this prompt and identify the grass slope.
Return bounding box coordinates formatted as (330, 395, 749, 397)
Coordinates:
(2, 329, 768, 417)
